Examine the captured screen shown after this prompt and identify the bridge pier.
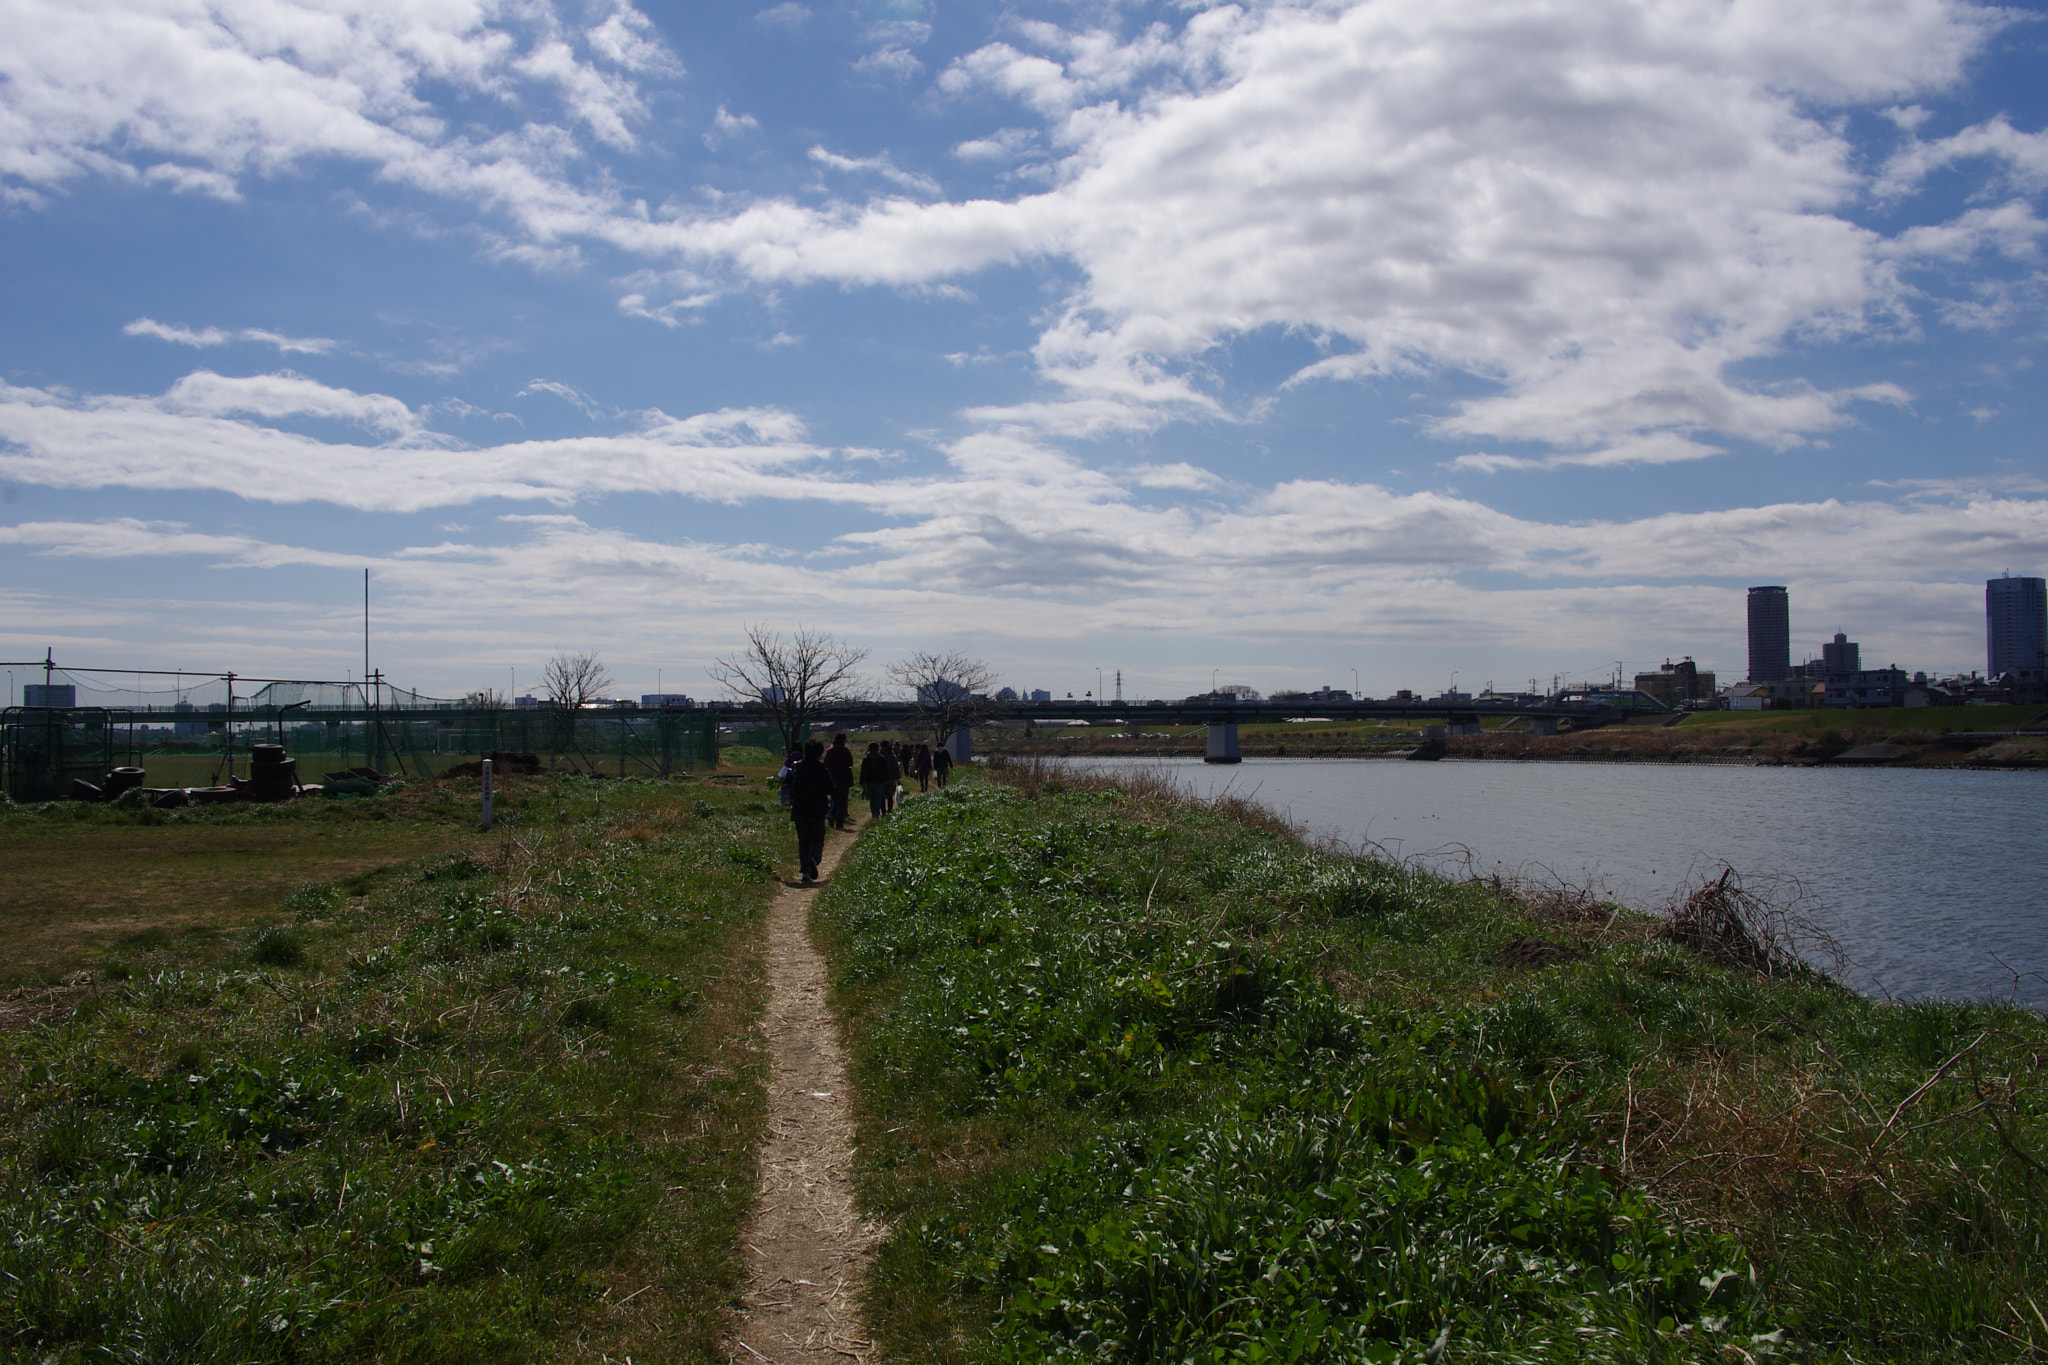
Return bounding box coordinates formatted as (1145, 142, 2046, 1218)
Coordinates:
(1205, 721, 1240, 764)
(1528, 717, 1559, 736)
(944, 728, 972, 764)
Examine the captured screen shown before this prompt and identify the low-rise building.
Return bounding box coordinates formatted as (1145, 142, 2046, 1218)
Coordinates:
(1633, 658, 1716, 707)
(1825, 667, 1908, 708)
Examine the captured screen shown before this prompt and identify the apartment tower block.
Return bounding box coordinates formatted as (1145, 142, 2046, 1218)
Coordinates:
(1747, 586, 1791, 684)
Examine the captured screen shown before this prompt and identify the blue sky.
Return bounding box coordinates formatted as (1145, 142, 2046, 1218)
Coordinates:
(3, 0, 2046, 702)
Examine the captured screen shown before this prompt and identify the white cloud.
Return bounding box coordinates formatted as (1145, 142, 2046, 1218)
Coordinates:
(518, 379, 610, 418)
(808, 145, 940, 196)
(654, 0, 2020, 462)
(4, 0, 2039, 475)
(1878, 116, 2048, 197)
(125, 317, 335, 354)
(952, 127, 1038, 162)
(705, 104, 761, 151)
(853, 47, 925, 82)
(7, 465, 2037, 688)
(1130, 461, 1224, 491)
(754, 3, 811, 34)
(0, 0, 678, 204)
(0, 374, 850, 513)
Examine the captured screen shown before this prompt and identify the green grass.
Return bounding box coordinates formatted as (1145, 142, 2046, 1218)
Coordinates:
(816, 770, 2047, 1363)
(0, 767, 794, 1364)
(1671, 704, 2044, 735)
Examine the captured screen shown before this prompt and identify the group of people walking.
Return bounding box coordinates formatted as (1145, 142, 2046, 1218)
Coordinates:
(780, 733, 955, 883)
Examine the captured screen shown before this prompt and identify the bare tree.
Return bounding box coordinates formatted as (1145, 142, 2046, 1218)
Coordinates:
(888, 650, 1001, 745)
(707, 625, 869, 752)
(542, 650, 615, 708)
(463, 688, 509, 710)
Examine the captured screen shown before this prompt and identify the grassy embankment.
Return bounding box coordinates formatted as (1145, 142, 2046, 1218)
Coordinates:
(817, 765, 2047, 1363)
(0, 761, 790, 1363)
(979, 704, 2048, 767)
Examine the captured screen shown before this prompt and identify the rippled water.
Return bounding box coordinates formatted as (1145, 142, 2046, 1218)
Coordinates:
(1068, 757, 2048, 1009)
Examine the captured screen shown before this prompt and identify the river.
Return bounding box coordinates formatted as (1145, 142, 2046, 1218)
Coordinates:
(1066, 757, 2048, 1009)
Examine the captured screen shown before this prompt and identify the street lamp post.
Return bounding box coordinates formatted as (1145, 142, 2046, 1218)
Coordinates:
(1350, 667, 1359, 697)
(1212, 667, 1219, 694)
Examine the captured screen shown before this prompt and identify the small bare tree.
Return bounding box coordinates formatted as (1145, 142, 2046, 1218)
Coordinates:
(707, 625, 869, 752)
(463, 688, 509, 710)
(542, 650, 615, 708)
(888, 650, 1001, 745)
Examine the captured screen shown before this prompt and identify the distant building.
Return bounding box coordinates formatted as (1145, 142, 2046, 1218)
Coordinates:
(1826, 667, 1908, 709)
(22, 683, 75, 707)
(1987, 574, 2046, 683)
(995, 686, 1018, 701)
(1820, 632, 1861, 677)
(1028, 689, 1051, 703)
(916, 678, 971, 706)
(641, 693, 694, 708)
(1747, 586, 1791, 682)
(1633, 658, 1716, 707)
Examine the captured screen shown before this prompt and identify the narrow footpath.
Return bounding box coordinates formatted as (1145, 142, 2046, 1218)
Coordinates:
(728, 814, 876, 1364)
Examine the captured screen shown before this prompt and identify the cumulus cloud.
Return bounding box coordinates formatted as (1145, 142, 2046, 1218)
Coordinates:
(0, 0, 678, 204)
(4, 0, 2041, 476)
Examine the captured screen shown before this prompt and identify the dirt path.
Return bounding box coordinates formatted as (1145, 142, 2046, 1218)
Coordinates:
(728, 817, 876, 1363)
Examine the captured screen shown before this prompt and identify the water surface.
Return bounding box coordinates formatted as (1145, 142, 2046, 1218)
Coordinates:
(1070, 757, 2047, 1008)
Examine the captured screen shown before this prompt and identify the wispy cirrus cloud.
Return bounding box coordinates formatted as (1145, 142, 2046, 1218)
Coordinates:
(125, 317, 335, 354)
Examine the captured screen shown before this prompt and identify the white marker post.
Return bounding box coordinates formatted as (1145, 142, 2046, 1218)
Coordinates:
(480, 757, 494, 830)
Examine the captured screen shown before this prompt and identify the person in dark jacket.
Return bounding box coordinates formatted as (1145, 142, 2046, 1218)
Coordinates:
(859, 741, 891, 819)
(788, 738, 834, 882)
(932, 744, 953, 788)
(911, 742, 933, 792)
(824, 732, 855, 829)
(882, 743, 903, 811)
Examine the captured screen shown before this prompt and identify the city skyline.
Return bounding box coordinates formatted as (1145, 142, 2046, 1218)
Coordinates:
(3, 0, 2047, 696)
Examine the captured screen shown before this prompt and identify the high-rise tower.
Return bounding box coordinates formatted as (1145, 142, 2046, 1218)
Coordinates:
(1987, 575, 2047, 679)
(1747, 586, 1790, 683)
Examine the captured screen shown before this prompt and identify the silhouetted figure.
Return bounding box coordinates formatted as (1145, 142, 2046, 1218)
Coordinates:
(824, 731, 854, 829)
(788, 738, 833, 882)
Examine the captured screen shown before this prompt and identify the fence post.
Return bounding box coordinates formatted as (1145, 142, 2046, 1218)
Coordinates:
(480, 757, 494, 830)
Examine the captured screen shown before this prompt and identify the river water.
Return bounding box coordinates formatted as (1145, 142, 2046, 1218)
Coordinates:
(1067, 757, 2048, 1009)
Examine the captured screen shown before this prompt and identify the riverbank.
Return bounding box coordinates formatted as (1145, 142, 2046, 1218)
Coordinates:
(816, 761, 2047, 1363)
(981, 703, 2048, 769)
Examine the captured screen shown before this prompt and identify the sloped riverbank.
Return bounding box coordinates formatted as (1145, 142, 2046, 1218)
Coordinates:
(814, 765, 2047, 1363)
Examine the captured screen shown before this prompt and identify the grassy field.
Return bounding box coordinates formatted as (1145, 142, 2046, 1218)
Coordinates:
(0, 760, 793, 1364)
(817, 763, 2047, 1363)
(1, 788, 488, 988)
